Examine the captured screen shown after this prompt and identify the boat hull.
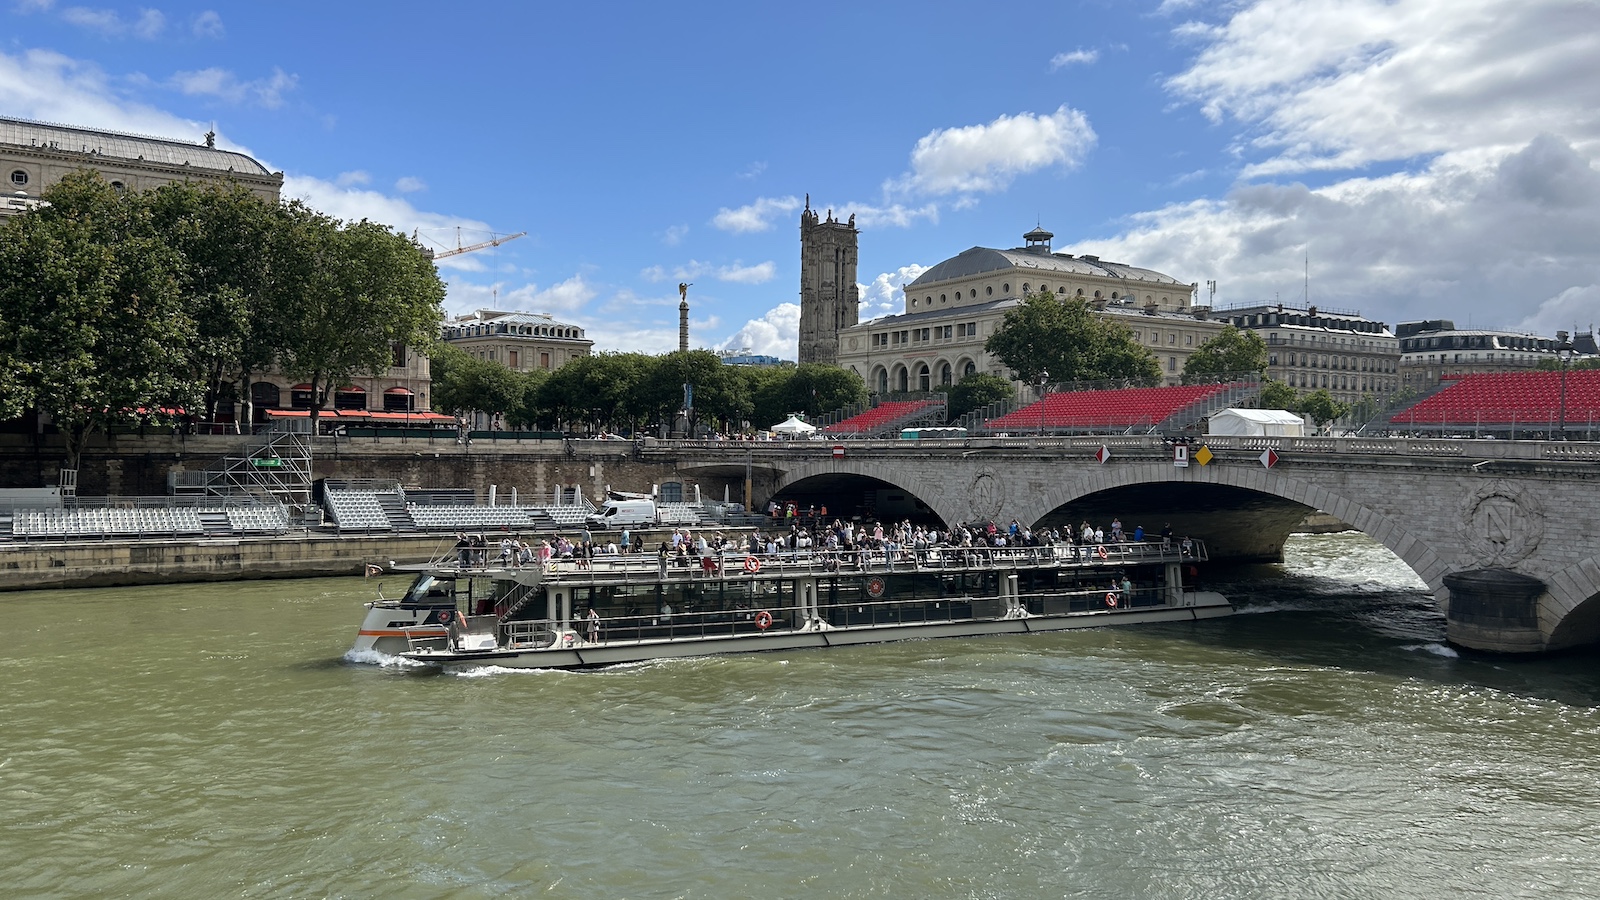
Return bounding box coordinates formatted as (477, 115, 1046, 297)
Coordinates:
(398, 592, 1233, 670)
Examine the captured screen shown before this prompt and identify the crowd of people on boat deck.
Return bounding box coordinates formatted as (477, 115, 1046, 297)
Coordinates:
(449, 514, 1194, 571)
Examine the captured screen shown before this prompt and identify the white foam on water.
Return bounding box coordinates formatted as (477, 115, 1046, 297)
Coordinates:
(1402, 642, 1460, 658)
(342, 647, 424, 668)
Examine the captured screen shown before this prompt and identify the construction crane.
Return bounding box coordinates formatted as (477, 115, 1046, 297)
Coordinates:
(416, 228, 527, 260)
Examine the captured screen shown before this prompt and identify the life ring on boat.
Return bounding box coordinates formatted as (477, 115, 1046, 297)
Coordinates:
(743, 556, 762, 574)
(754, 610, 773, 630)
(1104, 592, 1118, 608)
(434, 609, 452, 626)
(1096, 545, 1108, 560)
(563, 633, 576, 646)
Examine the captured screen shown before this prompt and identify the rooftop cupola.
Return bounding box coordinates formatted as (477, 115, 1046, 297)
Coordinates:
(1023, 225, 1053, 254)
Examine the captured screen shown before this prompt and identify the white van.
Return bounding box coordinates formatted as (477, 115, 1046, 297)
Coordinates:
(586, 498, 658, 529)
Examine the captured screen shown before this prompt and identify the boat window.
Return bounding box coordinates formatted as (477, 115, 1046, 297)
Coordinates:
(404, 574, 454, 603)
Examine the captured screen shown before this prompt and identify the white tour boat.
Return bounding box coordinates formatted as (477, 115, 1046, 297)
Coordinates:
(351, 539, 1231, 670)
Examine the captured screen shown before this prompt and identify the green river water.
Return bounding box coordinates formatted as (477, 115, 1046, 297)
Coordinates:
(3, 531, 1598, 899)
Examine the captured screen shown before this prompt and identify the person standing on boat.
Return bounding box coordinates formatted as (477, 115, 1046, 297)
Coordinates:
(1120, 574, 1133, 604)
(657, 540, 670, 576)
(586, 605, 601, 643)
(1133, 525, 1144, 544)
(455, 532, 471, 567)
(1161, 524, 1174, 551)
(1111, 518, 1123, 542)
(620, 527, 631, 553)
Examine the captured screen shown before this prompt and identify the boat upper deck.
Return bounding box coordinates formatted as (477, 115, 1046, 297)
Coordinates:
(406, 539, 1206, 589)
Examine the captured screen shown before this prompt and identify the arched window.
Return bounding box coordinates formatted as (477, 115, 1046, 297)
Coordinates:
(963, 360, 977, 378)
(896, 366, 909, 393)
(917, 364, 930, 392)
(939, 362, 952, 386)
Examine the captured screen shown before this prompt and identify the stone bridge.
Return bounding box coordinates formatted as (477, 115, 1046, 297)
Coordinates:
(645, 434, 1600, 655)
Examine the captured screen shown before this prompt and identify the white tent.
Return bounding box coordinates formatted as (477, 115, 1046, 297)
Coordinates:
(770, 414, 817, 436)
(1207, 408, 1305, 437)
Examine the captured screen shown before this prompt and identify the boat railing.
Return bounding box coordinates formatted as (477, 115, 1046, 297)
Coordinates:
(576, 580, 1179, 647)
(418, 539, 1206, 581)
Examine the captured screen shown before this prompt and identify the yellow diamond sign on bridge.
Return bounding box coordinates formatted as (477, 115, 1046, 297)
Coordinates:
(1193, 445, 1214, 466)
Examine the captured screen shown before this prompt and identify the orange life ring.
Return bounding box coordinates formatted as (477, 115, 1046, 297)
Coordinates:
(1096, 545, 1108, 560)
(743, 556, 762, 574)
(563, 633, 576, 645)
(754, 610, 773, 630)
(1104, 592, 1118, 608)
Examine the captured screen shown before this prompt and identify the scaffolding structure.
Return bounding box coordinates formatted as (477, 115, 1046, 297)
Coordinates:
(169, 431, 313, 506)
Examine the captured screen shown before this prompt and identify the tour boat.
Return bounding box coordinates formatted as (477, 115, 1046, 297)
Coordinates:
(350, 539, 1231, 670)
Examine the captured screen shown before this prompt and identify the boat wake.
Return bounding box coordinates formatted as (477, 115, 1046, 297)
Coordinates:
(342, 647, 426, 668)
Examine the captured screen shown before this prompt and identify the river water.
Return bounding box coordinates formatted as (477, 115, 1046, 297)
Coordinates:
(4, 532, 1599, 899)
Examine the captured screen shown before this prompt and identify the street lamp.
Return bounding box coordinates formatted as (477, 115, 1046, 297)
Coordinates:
(1557, 330, 1575, 441)
(1035, 369, 1050, 436)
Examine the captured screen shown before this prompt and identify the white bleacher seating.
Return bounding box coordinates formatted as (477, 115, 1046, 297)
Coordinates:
(324, 490, 392, 531)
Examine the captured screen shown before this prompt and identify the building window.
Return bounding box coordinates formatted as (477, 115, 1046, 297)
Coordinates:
(1185, 334, 1193, 346)
(508, 350, 519, 368)
(986, 286, 993, 296)
(1168, 357, 1177, 372)
(540, 352, 550, 368)
(110, 180, 126, 193)
(1002, 283, 1010, 294)
(660, 482, 684, 503)
(392, 344, 407, 367)
(9, 170, 27, 186)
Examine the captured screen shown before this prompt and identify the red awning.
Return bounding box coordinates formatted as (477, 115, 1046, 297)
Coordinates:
(290, 383, 313, 392)
(337, 385, 365, 393)
(264, 409, 371, 420)
(384, 387, 415, 395)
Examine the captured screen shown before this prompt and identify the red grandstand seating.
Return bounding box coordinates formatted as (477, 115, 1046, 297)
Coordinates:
(823, 400, 940, 436)
(1388, 371, 1600, 426)
(983, 383, 1242, 432)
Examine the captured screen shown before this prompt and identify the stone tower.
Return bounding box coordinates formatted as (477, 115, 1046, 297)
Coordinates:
(798, 196, 859, 365)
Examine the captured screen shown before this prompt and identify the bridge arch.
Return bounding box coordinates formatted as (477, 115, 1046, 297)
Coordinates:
(1024, 462, 1451, 602)
(1540, 558, 1600, 650)
(772, 460, 965, 527)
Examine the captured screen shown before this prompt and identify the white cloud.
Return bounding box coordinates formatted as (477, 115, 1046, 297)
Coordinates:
(711, 195, 801, 233)
(1166, 0, 1600, 178)
(15, 0, 56, 12)
(394, 176, 426, 193)
(886, 105, 1097, 197)
(334, 170, 370, 187)
(718, 303, 800, 360)
(737, 161, 767, 180)
(859, 264, 928, 321)
(192, 10, 223, 38)
(60, 6, 120, 34)
(1056, 0, 1600, 340)
(641, 259, 776, 285)
(1050, 49, 1099, 69)
(0, 47, 210, 141)
(717, 261, 775, 284)
(170, 66, 297, 108)
(662, 223, 689, 246)
(133, 8, 163, 38)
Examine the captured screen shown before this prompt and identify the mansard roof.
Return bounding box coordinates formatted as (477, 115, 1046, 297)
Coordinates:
(907, 246, 1187, 289)
(0, 116, 274, 177)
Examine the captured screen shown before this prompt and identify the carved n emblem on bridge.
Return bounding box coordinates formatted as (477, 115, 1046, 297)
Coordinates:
(1461, 482, 1543, 567)
(968, 470, 1006, 521)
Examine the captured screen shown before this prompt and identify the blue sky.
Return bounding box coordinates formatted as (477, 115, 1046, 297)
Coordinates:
(6, 0, 1599, 358)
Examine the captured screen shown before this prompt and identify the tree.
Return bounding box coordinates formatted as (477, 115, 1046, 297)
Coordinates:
(0, 171, 198, 473)
(270, 204, 446, 449)
(1182, 325, 1268, 382)
(945, 372, 1014, 421)
(144, 181, 278, 427)
(1295, 389, 1351, 430)
(985, 291, 1161, 384)
(429, 343, 523, 423)
(1257, 379, 1299, 410)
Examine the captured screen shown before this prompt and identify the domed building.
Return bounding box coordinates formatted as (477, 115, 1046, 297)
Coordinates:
(831, 227, 1219, 392)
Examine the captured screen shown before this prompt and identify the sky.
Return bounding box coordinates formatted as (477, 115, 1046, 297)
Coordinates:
(4, 0, 1599, 360)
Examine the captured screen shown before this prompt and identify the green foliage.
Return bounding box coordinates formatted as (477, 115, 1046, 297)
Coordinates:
(1536, 356, 1600, 371)
(1257, 378, 1299, 410)
(745, 363, 865, 428)
(1294, 389, 1351, 428)
(985, 291, 1161, 384)
(0, 171, 197, 469)
(430, 343, 523, 417)
(945, 372, 1014, 421)
(1182, 325, 1268, 382)
(0, 169, 449, 463)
